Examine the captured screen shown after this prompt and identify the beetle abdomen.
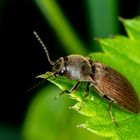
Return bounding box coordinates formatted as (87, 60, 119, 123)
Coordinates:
(92, 62, 140, 113)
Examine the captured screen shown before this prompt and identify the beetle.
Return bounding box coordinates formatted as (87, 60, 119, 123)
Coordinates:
(33, 31, 140, 125)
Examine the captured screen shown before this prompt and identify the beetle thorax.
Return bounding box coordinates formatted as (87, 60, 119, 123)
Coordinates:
(52, 55, 93, 82)
(66, 55, 90, 81)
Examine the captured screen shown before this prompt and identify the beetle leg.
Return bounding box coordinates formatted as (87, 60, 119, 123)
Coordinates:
(109, 100, 117, 126)
(78, 82, 91, 111)
(84, 82, 91, 98)
(55, 81, 80, 99)
(69, 81, 80, 92)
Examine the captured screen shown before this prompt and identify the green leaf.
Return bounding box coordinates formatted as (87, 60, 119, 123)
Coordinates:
(119, 17, 140, 40)
(23, 85, 105, 140)
(37, 17, 140, 140)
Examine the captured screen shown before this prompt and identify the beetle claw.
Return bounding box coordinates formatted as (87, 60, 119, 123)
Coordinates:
(54, 90, 71, 100)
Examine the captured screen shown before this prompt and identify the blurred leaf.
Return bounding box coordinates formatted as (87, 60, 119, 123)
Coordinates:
(85, 0, 119, 51)
(34, 0, 88, 55)
(38, 17, 140, 140)
(86, 0, 119, 37)
(23, 85, 106, 140)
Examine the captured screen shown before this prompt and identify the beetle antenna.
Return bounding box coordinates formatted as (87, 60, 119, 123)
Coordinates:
(33, 31, 54, 65)
(27, 79, 47, 92)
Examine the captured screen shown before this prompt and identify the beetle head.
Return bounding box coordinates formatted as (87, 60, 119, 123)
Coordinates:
(33, 31, 66, 76)
(52, 57, 66, 76)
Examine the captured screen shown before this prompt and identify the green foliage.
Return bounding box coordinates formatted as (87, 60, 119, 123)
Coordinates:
(38, 17, 140, 140)
(86, 0, 119, 37)
(34, 0, 88, 55)
(23, 85, 105, 140)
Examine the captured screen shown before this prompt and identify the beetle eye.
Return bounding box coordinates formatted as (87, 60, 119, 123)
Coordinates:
(59, 70, 65, 76)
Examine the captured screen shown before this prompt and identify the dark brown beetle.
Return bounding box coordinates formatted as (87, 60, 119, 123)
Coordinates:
(33, 31, 140, 125)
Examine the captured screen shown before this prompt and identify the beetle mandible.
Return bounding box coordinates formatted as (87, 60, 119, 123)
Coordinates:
(33, 31, 140, 125)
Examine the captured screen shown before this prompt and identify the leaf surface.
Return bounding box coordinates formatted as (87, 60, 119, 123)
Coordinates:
(39, 17, 140, 140)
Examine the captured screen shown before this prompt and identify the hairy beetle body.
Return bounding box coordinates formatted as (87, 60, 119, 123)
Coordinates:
(33, 31, 140, 125)
(53, 55, 93, 82)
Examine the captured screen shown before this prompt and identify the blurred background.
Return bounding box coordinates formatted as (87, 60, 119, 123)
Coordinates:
(0, 0, 140, 140)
